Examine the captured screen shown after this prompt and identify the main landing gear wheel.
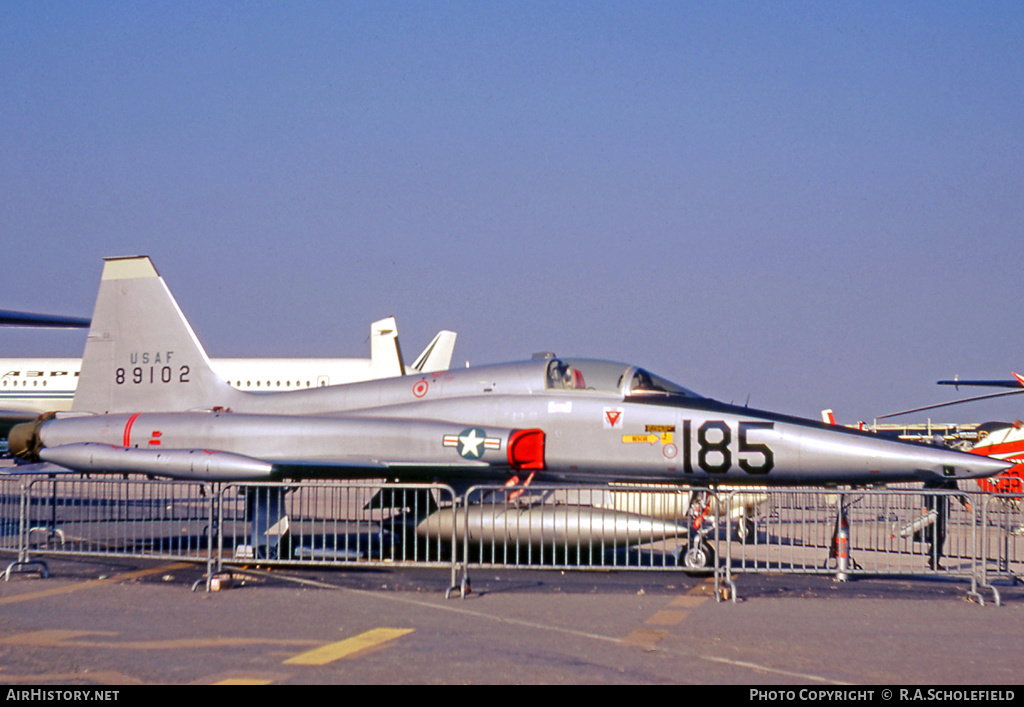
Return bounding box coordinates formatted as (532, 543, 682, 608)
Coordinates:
(681, 541, 715, 574)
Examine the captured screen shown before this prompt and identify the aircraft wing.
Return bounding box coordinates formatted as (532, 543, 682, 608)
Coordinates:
(877, 371, 1024, 419)
(879, 388, 1024, 419)
(270, 458, 491, 481)
(938, 373, 1024, 389)
(0, 310, 90, 328)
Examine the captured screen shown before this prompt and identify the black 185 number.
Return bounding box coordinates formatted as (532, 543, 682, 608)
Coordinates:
(115, 366, 191, 385)
(681, 419, 774, 475)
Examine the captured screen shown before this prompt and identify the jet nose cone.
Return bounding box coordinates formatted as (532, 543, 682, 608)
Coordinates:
(963, 453, 1016, 480)
(900, 442, 1013, 482)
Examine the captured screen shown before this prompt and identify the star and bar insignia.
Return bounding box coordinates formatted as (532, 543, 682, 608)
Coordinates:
(443, 427, 501, 459)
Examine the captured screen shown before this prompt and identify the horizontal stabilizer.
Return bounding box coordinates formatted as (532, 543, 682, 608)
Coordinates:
(0, 461, 84, 476)
(0, 410, 46, 437)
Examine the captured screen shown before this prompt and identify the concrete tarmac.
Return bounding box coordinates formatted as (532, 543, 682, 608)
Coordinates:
(0, 554, 1021, 685)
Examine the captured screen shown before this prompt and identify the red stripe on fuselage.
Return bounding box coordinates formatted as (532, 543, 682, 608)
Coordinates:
(123, 413, 140, 447)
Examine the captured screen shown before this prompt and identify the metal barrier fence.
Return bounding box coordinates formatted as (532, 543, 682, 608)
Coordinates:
(0, 477, 35, 579)
(1, 476, 216, 580)
(1, 477, 1020, 603)
(721, 488, 1024, 604)
(19, 477, 215, 561)
(456, 484, 715, 566)
(216, 481, 461, 593)
(979, 493, 1024, 600)
(724, 488, 977, 578)
(0, 477, 23, 554)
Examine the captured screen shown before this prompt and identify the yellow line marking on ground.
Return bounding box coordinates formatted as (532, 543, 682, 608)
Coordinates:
(0, 562, 192, 606)
(688, 579, 716, 595)
(0, 670, 142, 685)
(619, 628, 667, 649)
(239, 568, 850, 684)
(197, 670, 293, 685)
(284, 628, 414, 666)
(669, 595, 708, 608)
(644, 609, 689, 626)
(0, 630, 115, 646)
(0, 629, 315, 652)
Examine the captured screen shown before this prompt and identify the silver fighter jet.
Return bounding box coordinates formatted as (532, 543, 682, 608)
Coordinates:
(7, 256, 1009, 488)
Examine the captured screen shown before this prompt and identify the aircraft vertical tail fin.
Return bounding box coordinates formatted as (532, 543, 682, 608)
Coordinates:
(368, 317, 405, 377)
(409, 330, 457, 373)
(72, 256, 240, 414)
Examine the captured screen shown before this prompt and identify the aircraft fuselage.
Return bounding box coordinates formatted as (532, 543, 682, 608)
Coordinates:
(27, 357, 1008, 486)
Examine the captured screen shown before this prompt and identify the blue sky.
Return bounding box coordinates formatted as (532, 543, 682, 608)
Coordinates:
(2, 2, 1023, 424)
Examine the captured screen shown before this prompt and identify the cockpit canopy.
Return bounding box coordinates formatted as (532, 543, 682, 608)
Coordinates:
(544, 358, 702, 398)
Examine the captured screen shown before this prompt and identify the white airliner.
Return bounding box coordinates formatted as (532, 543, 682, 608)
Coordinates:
(1, 316, 456, 423)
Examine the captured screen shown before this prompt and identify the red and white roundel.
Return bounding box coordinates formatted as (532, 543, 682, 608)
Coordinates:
(412, 379, 429, 398)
